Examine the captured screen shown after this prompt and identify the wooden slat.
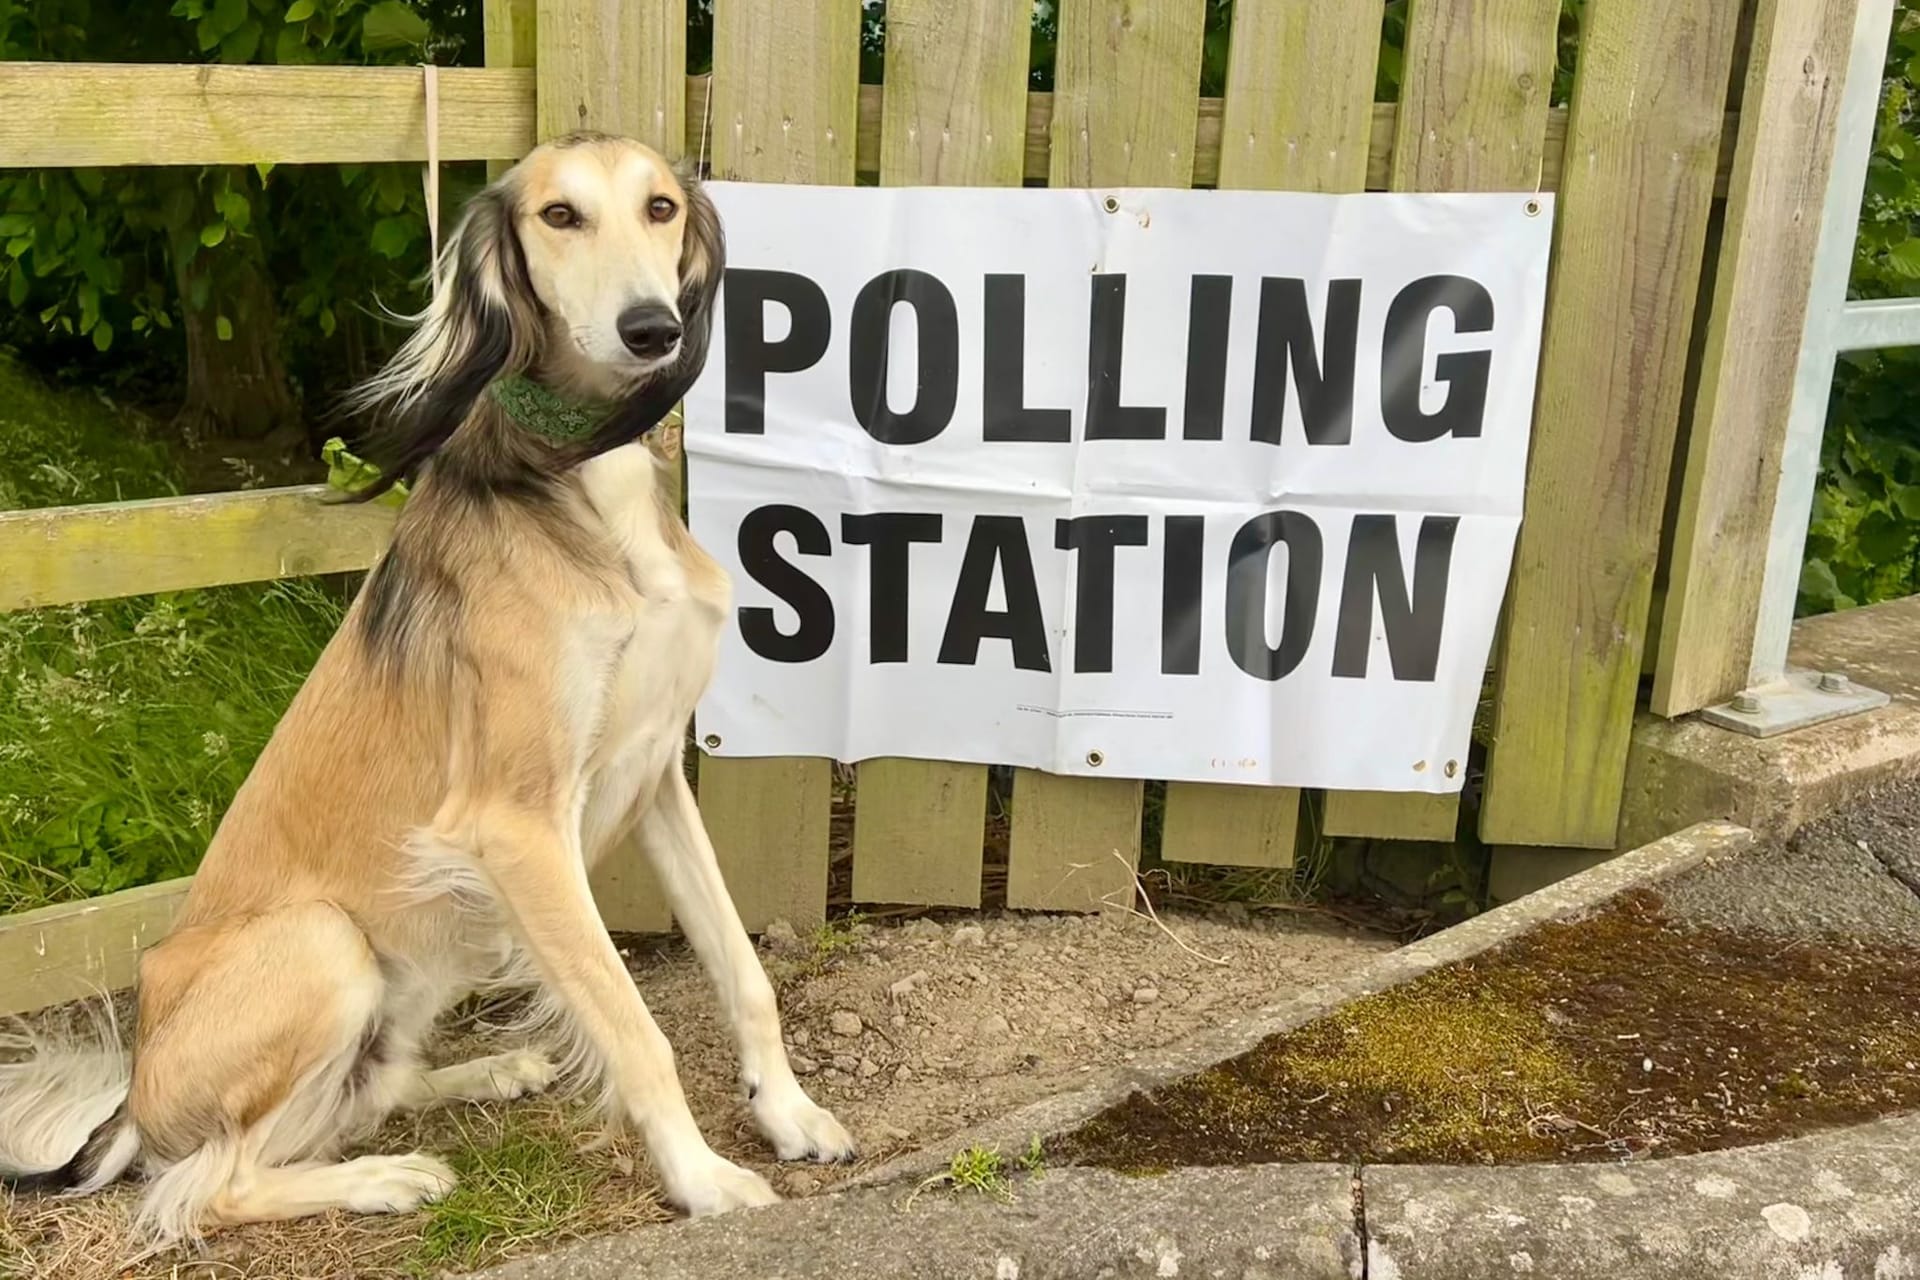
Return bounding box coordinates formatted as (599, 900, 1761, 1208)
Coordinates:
(1008, 771, 1146, 909)
(1214, 0, 1382, 192)
(0, 63, 534, 167)
(1480, 0, 1744, 847)
(0, 62, 1746, 200)
(1004, 0, 1203, 912)
(483, 0, 536, 181)
(847, 0, 1025, 909)
(1160, 783, 1304, 869)
(0, 486, 395, 614)
(692, 0, 857, 931)
(695, 755, 833, 931)
(1323, 0, 1561, 842)
(1162, 2, 1386, 868)
(851, 759, 991, 906)
(1046, 0, 1206, 188)
(1320, 791, 1460, 842)
(0, 879, 191, 1018)
(1389, 0, 1562, 191)
(1651, 0, 1861, 717)
(709, 0, 860, 185)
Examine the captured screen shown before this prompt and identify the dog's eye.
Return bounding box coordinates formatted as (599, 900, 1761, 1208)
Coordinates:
(539, 202, 581, 229)
(647, 196, 678, 223)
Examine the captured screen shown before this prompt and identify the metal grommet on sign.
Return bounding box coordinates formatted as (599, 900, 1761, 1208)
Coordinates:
(1102, 195, 1119, 214)
(1086, 750, 1105, 768)
(1524, 198, 1542, 218)
(1444, 759, 1459, 779)
(703, 733, 722, 750)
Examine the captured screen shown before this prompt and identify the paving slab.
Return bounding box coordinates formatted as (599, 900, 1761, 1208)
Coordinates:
(471, 1163, 1361, 1280)
(1363, 1113, 1920, 1280)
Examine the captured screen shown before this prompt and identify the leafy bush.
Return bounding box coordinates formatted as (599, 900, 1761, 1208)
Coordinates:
(1799, 0, 1920, 615)
(0, 354, 342, 912)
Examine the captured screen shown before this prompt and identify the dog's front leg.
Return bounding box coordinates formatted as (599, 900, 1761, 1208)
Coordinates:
(637, 763, 859, 1164)
(473, 803, 780, 1215)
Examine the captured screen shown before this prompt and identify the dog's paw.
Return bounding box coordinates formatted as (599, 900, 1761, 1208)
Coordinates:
(345, 1152, 458, 1214)
(666, 1155, 782, 1217)
(752, 1082, 859, 1164)
(487, 1050, 559, 1100)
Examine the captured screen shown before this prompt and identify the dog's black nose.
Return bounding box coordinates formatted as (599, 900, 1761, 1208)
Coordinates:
(617, 304, 682, 359)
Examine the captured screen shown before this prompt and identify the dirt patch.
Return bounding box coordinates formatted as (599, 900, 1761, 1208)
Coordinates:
(1054, 887, 1920, 1173)
(1, 904, 1387, 1279)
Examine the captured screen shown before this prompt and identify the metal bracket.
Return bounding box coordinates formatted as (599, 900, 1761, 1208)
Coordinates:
(1699, 667, 1890, 739)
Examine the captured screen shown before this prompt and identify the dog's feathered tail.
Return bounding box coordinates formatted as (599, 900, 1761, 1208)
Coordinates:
(0, 1000, 141, 1196)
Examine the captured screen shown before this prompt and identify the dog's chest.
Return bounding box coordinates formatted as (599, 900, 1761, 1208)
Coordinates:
(574, 447, 730, 780)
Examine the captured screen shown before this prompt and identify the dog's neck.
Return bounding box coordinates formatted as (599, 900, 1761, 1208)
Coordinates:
(488, 374, 615, 443)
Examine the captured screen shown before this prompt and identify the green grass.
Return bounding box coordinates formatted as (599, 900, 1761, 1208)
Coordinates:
(409, 1111, 609, 1276)
(0, 352, 343, 913)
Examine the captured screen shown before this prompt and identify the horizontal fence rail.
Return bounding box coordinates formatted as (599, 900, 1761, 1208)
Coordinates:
(0, 486, 397, 613)
(0, 63, 1742, 195)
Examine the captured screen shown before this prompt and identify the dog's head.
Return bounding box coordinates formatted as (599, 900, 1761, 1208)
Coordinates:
(344, 132, 725, 498)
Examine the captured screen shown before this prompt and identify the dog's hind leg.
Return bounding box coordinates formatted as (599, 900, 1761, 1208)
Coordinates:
(127, 902, 456, 1243)
(386, 1051, 559, 1111)
(636, 764, 857, 1164)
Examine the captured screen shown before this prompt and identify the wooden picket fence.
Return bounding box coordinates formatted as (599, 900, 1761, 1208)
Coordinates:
(0, 0, 1863, 1014)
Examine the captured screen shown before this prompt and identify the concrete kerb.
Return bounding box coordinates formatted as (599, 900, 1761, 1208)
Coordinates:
(470, 816, 1920, 1280)
(841, 818, 1754, 1195)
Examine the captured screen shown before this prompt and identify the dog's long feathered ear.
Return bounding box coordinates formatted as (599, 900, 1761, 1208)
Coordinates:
(556, 164, 727, 466)
(339, 179, 542, 502)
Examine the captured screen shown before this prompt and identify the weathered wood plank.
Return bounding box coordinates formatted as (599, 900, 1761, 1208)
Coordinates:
(695, 755, 833, 931)
(1008, 772, 1146, 910)
(1162, 1, 1385, 866)
(0, 63, 1744, 200)
(1160, 784, 1300, 869)
(0, 879, 191, 1018)
(1651, 0, 1861, 717)
(1215, 0, 1382, 192)
(877, 0, 1029, 187)
(1047, 0, 1206, 188)
(483, 0, 537, 181)
(709, 0, 860, 185)
(693, 0, 857, 929)
(1005, 0, 1202, 912)
(0, 64, 534, 168)
(1480, 0, 1744, 847)
(1323, 0, 1562, 843)
(847, 0, 1025, 909)
(851, 759, 991, 907)
(1390, 0, 1562, 190)
(1320, 791, 1460, 842)
(0, 487, 395, 614)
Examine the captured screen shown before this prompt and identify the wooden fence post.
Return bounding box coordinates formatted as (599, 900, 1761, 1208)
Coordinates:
(1652, 0, 1863, 717)
(1479, 0, 1745, 847)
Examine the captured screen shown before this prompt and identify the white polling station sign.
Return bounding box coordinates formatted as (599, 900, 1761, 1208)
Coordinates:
(681, 183, 1552, 793)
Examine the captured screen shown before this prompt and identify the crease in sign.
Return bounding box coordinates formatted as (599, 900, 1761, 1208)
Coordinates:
(681, 182, 1552, 794)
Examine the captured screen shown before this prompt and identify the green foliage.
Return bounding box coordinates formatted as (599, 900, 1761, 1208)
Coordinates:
(1800, 0, 1920, 616)
(0, 355, 341, 913)
(0, 0, 481, 409)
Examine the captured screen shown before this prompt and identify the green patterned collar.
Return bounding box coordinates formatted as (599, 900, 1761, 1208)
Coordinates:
(488, 374, 615, 442)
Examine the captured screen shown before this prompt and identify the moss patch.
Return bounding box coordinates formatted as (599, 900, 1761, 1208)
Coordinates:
(1055, 889, 1920, 1170)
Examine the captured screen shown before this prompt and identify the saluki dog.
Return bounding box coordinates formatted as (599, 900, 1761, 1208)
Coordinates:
(0, 133, 854, 1243)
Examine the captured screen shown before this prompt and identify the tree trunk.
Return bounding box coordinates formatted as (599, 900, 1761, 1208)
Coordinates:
(172, 237, 298, 443)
